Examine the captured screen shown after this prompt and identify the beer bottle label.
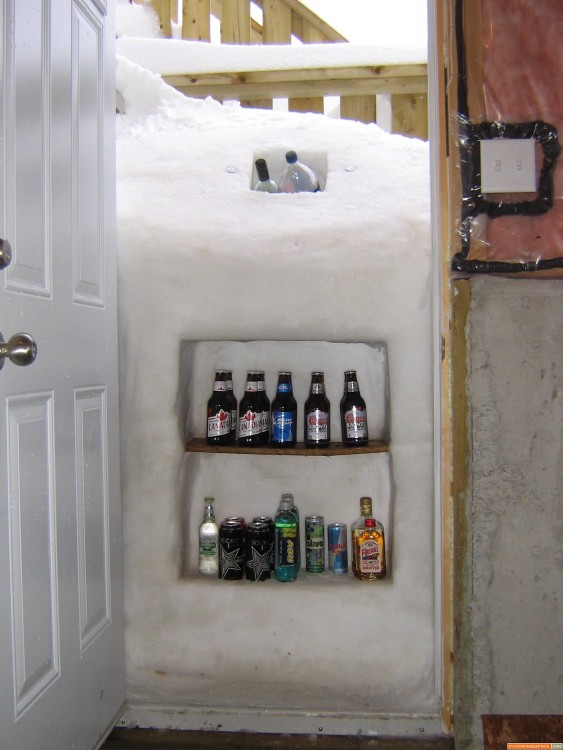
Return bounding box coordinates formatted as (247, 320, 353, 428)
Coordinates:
(239, 409, 260, 437)
(277, 383, 291, 394)
(199, 538, 217, 557)
(343, 407, 367, 438)
(213, 380, 227, 391)
(272, 411, 295, 442)
(207, 408, 230, 437)
(306, 409, 329, 441)
(359, 539, 382, 574)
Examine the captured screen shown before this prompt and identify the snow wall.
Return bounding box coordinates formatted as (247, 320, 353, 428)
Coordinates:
(115, 56, 440, 732)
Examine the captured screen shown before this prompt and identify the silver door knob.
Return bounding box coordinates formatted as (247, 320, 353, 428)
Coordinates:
(0, 332, 38, 370)
(0, 238, 12, 270)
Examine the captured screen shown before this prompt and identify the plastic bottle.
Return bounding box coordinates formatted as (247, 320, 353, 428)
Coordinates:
(281, 492, 300, 571)
(280, 151, 320, 193)
(254, 158, 281, 193)
(198, 497, 219, 575)
(274, 497, 298, 582)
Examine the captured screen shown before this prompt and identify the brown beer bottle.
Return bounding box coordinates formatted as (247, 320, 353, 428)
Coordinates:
(304, 371, 330, 448)
(340, 370, 368, 446)
(206, 370, 231, 445)
(238, 372, 262, 446)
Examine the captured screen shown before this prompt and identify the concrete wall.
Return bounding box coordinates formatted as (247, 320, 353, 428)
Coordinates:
(455, 277, 563, 748)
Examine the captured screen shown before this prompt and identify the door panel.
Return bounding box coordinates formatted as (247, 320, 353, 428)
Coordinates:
(0, 1, 124, 747)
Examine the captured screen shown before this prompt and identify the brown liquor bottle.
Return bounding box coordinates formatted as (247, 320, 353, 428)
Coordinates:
(354, 518, 386, 580)
(351, 496, 372, 574)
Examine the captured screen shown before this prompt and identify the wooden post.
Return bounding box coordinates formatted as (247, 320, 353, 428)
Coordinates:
(262, 0, 291, 43)
(151, 0, 173, 37)
(391, 92, 428, 139)
(340, 95, 376, 125)
(182, 0, 211, 41)
(288, 19, 324, 115)
(221, 0, 251, 44)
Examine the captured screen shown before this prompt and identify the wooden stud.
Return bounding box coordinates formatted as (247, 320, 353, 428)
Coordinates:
(262, 0, 291, 44)
(151, 0, 173, 37)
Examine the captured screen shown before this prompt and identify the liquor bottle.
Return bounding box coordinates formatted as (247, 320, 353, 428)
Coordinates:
(340, 370, 369, 446)
(274, 497, 298, 582)
(304, 371, 330, 448)
(225, 369, 237, 442)
(238, 371, 262, 446)
(198, 497, 219, 575)
(280, 151, 320, 193)
(353, 517, 386, 581)
(351, 496, 373, 574)
(256, 370, 270, 444)
(254, 158, 281, 193)
(206, 370, 231, 445)
(281, 492, 300, 571)
(271, 371, 297, 447)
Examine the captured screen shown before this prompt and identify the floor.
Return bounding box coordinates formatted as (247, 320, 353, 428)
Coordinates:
(102, 729, 455, 750)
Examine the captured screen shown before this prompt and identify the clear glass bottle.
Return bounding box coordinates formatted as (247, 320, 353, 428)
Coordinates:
(280, 150, 320, 193)
(271, 371, 297, 447)
(354, 517, 386, 581)
(274, 497, 298, 582)
(304, 371, 330, 448)
(199, 497, 219, 575)
(254, 158, 281, 193)
(340, 370, 368, 446)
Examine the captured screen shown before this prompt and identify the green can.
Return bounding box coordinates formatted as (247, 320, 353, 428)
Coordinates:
(305, 515, 325, 573)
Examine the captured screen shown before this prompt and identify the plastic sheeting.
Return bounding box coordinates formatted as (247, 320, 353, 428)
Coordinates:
(450, 0, 563, 275)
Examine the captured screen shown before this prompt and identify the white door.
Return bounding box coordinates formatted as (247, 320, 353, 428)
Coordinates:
(0, 1, 125, 748)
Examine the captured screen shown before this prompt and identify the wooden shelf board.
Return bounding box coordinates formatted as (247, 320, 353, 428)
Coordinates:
(184, 438, 389, 456)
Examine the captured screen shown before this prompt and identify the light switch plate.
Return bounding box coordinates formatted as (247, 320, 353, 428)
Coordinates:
(480, 138, 536, 193)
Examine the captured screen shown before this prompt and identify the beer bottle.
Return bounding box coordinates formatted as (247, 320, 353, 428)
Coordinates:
(238, 371, 262, 446)
(304, 371, 331, 448)
(274, 497, 298, 582)
(254, 158, 281, 193)
(206, 370, 231, 445)
(340, 370, 368, 446)
(256, 370, 270, 444)
(198, 497, 219, 575)
(353, 517, 386, 580)
(271, 371, 297, 447)
(225, 369, 237, 442)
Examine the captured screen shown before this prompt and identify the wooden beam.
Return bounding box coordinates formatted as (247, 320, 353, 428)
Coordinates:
(182, 0, 211, 41)
(289, 19, 326, 114)
(163, 70, 428, 102)
(221, 0, 251, 44)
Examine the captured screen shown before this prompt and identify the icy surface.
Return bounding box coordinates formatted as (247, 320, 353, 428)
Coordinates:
(116, 37, 435, 715)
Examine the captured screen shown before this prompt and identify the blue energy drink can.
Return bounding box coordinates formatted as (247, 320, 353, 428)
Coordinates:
(328, 523, 348, 574)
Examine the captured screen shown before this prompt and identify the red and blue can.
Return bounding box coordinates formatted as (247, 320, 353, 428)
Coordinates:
(328, 522, 348, 574)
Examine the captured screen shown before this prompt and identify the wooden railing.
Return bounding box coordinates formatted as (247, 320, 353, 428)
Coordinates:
(144, 0, 428, 139)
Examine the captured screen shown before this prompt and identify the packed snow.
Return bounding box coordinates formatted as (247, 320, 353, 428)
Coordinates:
(115, 0, 437, 719)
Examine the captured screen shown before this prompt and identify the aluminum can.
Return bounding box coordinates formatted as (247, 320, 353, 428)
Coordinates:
(218, 520, 244, 580)
(328, 522, 348, 574)
(253, 516, 275, 571)
(245, 521, 272, 581)
(305, 515, 325, 573)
